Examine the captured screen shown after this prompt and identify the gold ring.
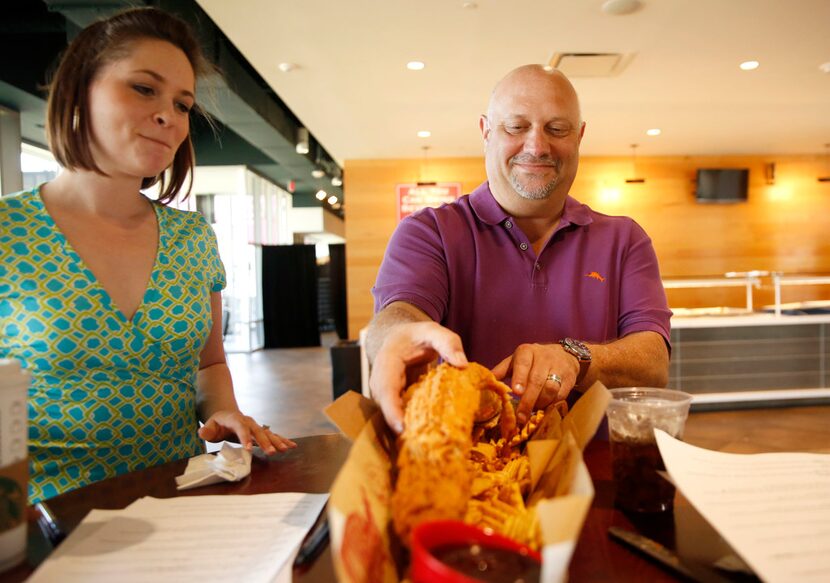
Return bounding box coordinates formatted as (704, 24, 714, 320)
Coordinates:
(546, 373, 562, 385)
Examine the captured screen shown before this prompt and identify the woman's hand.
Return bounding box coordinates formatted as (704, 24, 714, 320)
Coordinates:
(198, 410, 297, 455)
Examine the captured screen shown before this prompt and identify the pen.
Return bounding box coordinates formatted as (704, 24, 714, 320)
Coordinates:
(293, 504, 330, 569)
(608, 526, 734, 583)
(34, 501, 66, 547)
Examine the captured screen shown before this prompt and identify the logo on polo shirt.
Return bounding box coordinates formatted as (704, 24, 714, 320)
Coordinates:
(585, 271, 606, 283)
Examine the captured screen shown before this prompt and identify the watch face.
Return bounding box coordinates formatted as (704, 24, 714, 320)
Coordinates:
(562, 338, 591, 361)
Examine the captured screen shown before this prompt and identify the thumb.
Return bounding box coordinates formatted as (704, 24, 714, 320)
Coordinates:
(423, 324, 468, 368)
(491, 355, 513, 380)
(198, 418, 219, 441)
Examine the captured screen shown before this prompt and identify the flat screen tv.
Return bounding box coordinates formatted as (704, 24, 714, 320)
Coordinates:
(695, 168, 749, 203)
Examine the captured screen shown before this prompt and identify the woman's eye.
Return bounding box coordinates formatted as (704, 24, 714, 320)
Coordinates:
(175, 102, 192, 114)
(133, 84, 154, 96)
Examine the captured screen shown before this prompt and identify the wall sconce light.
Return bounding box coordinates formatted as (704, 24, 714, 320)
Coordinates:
(819, 143, 830, 183)
(315, 189, 327, 200)
(296, 127, 310, 155)
(625, 143, 645, 184)
(764, 162, 776, 185)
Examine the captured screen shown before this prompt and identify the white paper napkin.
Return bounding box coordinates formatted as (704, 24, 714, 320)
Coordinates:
(175, 443, 253, 490)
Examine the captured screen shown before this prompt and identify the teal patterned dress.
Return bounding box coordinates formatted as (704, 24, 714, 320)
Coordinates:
(0, 187, 226, 503)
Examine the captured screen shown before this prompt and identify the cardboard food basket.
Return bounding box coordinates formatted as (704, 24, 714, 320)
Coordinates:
(324, 381, 611, 583)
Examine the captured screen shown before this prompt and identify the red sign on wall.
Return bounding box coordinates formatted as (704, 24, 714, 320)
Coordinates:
(396, 183, 462, 221)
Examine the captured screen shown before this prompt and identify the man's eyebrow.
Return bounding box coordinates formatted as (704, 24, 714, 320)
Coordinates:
(133, 69, 195, 99)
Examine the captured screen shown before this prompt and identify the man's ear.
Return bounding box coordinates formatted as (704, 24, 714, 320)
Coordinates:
(479, 115, 490, 143)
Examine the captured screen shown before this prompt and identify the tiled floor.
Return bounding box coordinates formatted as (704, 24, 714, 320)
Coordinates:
(228, 339, 830, 453)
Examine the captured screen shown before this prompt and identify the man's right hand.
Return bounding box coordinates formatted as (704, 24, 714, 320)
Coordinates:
(369, 321, 468, 433)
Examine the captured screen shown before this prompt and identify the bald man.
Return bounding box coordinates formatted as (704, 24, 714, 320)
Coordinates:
(367, 65, 671, 433)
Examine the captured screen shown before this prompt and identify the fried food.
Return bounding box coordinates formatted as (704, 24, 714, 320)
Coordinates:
(391, 363, 484, 544)
(391, 362, 562, 550)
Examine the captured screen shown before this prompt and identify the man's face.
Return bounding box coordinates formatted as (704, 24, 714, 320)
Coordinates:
(481, 70, 584, 206)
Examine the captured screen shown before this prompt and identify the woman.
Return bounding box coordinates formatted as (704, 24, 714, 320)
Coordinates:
(0, 7, 295, 504)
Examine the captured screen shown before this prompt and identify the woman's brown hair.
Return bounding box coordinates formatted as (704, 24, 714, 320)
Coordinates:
(46, 7, 214, 205)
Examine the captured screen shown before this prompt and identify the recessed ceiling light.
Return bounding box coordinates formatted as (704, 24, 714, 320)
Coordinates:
(311, 169, 325, 179)
(646, 128, 661, 136)
(277, 62, 298, 73)
(315, 190, 327, 200)
(739, 60, 760, 71)
(819, 62, 830, 74)
(462, 1, 478, 9)
(327, 195, 338, 205)
(601, 0, 642, 16)
(417, 130, 431, 138)
(407, 61, 425, 71)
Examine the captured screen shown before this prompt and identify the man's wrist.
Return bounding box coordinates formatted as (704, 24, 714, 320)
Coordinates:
(558, 338, 592, 385)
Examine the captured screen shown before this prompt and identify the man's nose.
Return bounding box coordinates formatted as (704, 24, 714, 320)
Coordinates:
(522, 126, 548, 155)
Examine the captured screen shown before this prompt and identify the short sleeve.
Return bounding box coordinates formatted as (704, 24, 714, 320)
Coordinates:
(618, 222, 672, 348)
(372, 211, 450, 321)
(196, 213, 226, 293)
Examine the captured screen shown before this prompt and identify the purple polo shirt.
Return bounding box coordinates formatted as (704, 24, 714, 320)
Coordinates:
(373, 182, 672, 369)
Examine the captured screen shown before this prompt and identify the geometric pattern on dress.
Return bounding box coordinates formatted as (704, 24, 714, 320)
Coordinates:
(0, 187, 226, 503)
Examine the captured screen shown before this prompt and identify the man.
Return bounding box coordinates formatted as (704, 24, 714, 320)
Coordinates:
(367, 65, 671, 433)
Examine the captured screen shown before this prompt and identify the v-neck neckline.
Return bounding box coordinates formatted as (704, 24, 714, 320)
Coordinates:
(32, 185, 165, 326)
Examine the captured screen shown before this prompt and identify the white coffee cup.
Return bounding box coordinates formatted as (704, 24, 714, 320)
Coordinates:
(0, 359, 29, 573)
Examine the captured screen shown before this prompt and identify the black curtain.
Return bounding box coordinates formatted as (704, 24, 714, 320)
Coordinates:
(329, 244, 348, 340)
(261, 245, 320, 348)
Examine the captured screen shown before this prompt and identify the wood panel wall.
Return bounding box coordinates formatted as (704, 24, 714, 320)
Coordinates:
(344, 154, 830, 338)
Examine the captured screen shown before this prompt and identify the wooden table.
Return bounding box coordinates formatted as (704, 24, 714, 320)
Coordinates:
(7, 433, 734, 582)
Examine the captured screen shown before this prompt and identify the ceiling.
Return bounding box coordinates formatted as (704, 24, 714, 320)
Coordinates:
(196, 0, 830, 163)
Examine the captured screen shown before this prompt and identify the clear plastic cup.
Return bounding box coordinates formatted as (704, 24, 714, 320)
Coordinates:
(606, 388, 692, 513)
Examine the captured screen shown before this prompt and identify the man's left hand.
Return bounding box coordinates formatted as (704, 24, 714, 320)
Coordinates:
(492, 343, 579, 425)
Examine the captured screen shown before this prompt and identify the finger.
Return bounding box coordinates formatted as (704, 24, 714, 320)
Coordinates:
(516, 378, 544, 426)
(370, 353, 406, 434)
(250, 422, 276, 454)
(491, 355, 514, 380)
(227, 416, 253, 450)
(431, 326, 468, 368)
(509, 345, 535, 396)
(267, 432, 298, 452)
(198, 418, 221, 442)
(418, 323, 467, 368)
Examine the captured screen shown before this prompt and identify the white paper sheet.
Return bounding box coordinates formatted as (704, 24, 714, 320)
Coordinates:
(655, 429, 830, 583)
(28, 492, 328, 583)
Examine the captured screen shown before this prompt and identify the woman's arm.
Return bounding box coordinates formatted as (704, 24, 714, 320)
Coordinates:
(195, 292, 296, 453)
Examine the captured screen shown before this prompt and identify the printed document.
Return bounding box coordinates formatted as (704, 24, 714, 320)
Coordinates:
(29, 492, 328, 583)
(656, 430, 830, 583)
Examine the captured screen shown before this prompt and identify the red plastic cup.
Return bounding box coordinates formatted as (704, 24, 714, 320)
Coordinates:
(410, 520, 542, 583)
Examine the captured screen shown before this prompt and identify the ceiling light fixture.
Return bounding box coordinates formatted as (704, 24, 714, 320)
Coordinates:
(417, 130, 431, 138)
(820, 62, 830, 74)
(327, 195, 338, 205)
(646, 128, 661, 136)
(625, 144, 645, 184)
(739, 60, 760, 71)
(295, 127, 310, 155)
(331, 176, 343, 187)
(462, 1, 478, 8)
(315, 189, 327, 200)
(277, 62, 298, 73)
(406, 61, 425, 71)
(311, 169, 325, 179)
(601, 0, 642, 16)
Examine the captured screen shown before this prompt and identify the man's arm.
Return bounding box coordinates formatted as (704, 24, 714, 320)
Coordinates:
(493, 330, 669, 425)
(582, 330, 669, 390)
(366, 301, 468, 433)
